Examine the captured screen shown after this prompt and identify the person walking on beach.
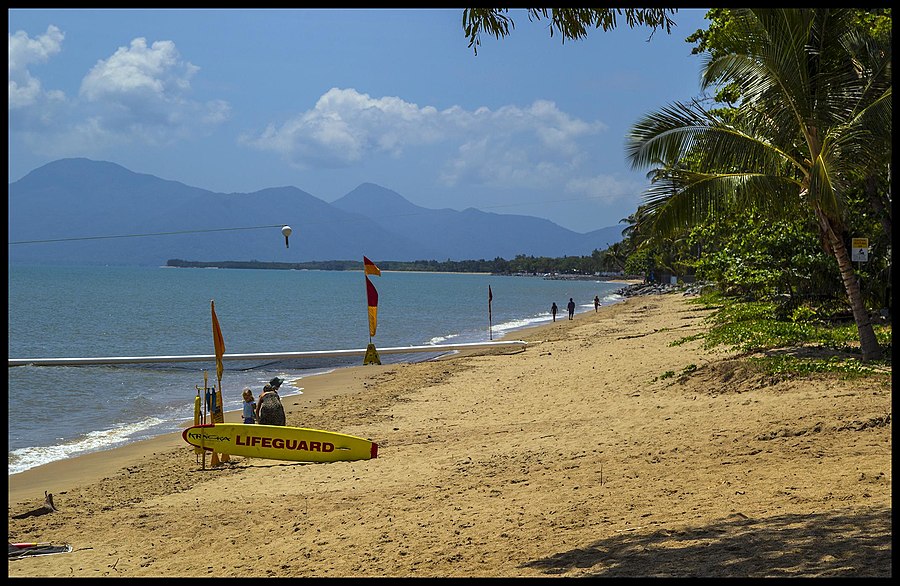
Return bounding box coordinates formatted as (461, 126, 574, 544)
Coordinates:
(567, 298, 576, 320)
(594, 295, 600, 312)
(551, 302, 558, 322)
(241, 388, 256, 424)
(256, 378, 287, 426)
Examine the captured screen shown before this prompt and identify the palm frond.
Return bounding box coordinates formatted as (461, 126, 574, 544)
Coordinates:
(808, 152, 837, 212)
(626, 101, 712, 169)
(641, 172, 803, 238)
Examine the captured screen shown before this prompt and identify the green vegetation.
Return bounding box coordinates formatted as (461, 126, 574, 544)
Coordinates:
(655, 370, 676, 382)
(669, 333, 703, 347)
(166, 255, 633, 276)
(462, 8, 677, 55)
(672, 292, 891, 377)
(747, 355, 884, 379)
(652, 363, 698, 383)
(622, 8, 891, 361)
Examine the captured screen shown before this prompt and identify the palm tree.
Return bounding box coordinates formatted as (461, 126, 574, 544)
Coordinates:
(626, 8, 891, 361)
(600, 241, 628, 273)
(462, 8, 677, 55)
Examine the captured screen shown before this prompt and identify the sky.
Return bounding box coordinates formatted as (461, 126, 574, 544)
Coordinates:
(8, 8, 713, 234)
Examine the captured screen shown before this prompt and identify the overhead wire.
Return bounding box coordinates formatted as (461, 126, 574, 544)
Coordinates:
(9, 224, 285, 245)
(9, 192, 617, 246)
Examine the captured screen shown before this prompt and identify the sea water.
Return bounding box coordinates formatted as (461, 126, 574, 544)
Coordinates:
(8, 264, 626, 475)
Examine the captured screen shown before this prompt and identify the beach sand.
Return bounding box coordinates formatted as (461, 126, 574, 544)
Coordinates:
(8, 294, 891, 577)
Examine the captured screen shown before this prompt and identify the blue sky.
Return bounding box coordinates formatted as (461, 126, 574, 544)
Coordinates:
(9, 8, 712, 234)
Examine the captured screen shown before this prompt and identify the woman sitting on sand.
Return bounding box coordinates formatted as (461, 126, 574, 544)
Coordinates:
(256, 378, 286, 426)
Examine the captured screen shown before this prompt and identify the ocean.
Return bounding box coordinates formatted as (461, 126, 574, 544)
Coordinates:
(8, 264, 626, 475)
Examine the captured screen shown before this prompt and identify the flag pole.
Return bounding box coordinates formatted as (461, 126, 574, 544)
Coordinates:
(210, 300, 229, 465)
(201, 370, 208, 470)
(488, 285, 493, 340)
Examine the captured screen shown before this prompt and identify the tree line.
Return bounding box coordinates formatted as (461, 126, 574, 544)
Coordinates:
(166, 254, 631, 276)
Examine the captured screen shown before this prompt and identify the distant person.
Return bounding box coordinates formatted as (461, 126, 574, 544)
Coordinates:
(551, 302, 558, 322)
(594, 295, 600, 312)
(567, 298, 576, 320)
(256, 378, 286, 426)
(241, 388, 256, 424)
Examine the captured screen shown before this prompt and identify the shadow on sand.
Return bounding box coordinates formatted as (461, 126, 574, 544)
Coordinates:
(522, 506, 891, 577)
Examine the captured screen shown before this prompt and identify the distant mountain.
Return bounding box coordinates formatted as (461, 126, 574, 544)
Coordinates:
(8, 158, 625, 266)
(332, 183, 624, 261)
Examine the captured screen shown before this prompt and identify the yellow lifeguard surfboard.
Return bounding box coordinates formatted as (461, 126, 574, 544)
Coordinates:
(182, 423, 378, 462)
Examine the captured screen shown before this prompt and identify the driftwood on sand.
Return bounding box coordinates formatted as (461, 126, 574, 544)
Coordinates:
(12, 491, 58, 519)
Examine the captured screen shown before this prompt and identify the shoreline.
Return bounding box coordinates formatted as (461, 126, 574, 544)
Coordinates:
(7, 362, 386, 506)
(8, 292, 632, 485)
(9, 293, 890, 577)
(6, 306, 577, 504)
(8, 288, 623, 502)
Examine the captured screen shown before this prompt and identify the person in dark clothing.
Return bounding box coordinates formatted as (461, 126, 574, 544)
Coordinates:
(567, 298, 576, 320)
(551, 302, 558, 322)
(256, 377, 286, 426)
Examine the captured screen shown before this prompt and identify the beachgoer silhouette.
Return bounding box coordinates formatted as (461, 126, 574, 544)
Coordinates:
(594, 295, 600, 312)
(551, 302, 558, 322)
(567, 298, 576, 320)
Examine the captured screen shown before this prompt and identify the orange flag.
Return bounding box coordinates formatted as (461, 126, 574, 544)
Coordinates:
(366, 275, 379, 338)
(211, 300, 225, 382)
(363, 256, 381, 276)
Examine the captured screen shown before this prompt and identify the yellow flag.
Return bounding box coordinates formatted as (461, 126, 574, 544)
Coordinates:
(211, 300, 225, 382)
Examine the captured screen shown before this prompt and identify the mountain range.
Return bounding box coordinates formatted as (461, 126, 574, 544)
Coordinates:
(8, 158, 626, 266)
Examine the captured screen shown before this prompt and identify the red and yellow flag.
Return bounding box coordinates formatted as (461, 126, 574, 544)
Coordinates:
(363, 256, 381, 276)
(366, 275, 379, 338)
(364, 257, 381, 338)
(211, 300, 225, 382)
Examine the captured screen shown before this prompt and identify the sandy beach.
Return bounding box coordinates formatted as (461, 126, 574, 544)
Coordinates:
(8, 293, 891, 577)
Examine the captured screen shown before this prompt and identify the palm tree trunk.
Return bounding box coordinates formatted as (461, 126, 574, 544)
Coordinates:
(817, 210, 883, 361)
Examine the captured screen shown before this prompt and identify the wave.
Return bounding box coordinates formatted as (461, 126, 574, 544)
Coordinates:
(426, 332, 460, 345)
(9, 416, 169, 476)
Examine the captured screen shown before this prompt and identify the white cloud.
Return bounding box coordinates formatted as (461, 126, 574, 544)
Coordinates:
(565, 174, 646, 219)
(8, 25, 64, 110)
(76, 37, 229, 143)
(244, 87, 608, 190)
(10, 31, 230, 155)
(80, 38, 195, 102)
(243, 88, 448, 169)
(436, 100, 606, 191)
